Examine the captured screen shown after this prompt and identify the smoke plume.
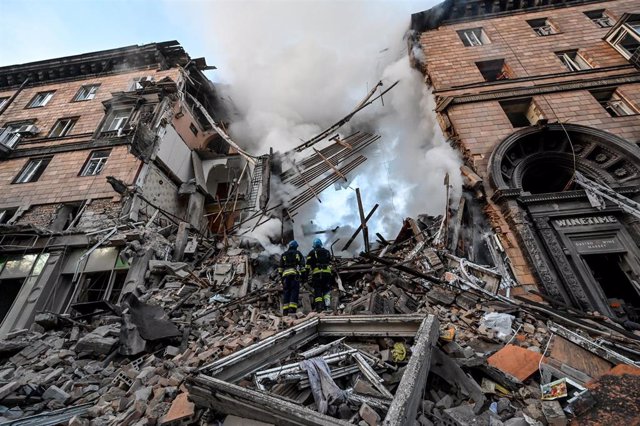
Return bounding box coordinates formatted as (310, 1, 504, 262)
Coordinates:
(187, 1, 461, 253)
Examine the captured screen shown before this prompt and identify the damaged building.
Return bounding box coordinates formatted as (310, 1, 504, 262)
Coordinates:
(411, 0, 640, 320)
(0, 41, 254, 337)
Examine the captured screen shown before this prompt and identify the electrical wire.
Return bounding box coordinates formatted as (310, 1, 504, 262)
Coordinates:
(491, 24, 578, 188)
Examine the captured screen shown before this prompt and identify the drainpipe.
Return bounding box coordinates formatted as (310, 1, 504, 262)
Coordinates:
(0, 77, 31, 118)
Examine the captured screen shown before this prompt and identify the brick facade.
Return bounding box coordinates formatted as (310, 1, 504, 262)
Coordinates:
(415, 0, 640, 288)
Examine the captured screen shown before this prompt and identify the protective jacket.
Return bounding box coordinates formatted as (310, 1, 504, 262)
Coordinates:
(278, 248, 305, 277)
(306, 247, 332, 275)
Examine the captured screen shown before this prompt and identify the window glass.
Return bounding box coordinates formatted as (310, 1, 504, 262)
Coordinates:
(48, 118, 77, 138)
(14, 157, 52, 183)
(28, 91, 55, 108)
(80, 150, 111, 176)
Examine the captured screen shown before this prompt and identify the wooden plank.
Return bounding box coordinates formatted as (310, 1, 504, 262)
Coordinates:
(355, 188, 370, 252)
(547, 334, 613, 380)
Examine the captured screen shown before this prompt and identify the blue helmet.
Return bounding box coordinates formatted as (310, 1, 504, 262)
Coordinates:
(312, 238, 323, 249)
(288, 240, 299, 249)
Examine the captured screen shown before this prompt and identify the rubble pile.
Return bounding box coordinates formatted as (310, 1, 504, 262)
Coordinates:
(0, 216, 639, 425)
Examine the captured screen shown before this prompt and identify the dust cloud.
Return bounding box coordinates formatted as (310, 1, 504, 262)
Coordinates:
(188, 1, 462, 253)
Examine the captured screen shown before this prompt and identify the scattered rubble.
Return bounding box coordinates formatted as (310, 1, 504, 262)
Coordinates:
(0, 212, 639, 425)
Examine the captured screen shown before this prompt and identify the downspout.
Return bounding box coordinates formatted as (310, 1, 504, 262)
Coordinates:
(0, 77, 30, 117)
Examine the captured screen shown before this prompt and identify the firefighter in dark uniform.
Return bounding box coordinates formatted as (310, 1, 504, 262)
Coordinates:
(306, 238, 333, 312)
(278, 240, 305, 316)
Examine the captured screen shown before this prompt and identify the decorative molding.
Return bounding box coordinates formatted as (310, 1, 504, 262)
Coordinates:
(9, 137, 131, 159)
(532, 217, 592, 309)
(437, 71, 640, 106)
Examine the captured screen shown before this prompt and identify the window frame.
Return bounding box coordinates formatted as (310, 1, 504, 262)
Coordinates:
(555, 50, 592, 72)
(79, 149, 111, 177)
(0, 97, 9, 111)
(584, 10, 613, 28)
(590, 89, 638, 117)
(606, 23, 640, 60)
(457, 28, 490, 47)
(48, 117, 78, 138)
(527, 18, 558, 36)
(101, 109, 131, 133)
(26, 91, 55, 108)
(13, 156, 52, 184)
(73, 84, 100, 102)
(127, 75, 155, 91)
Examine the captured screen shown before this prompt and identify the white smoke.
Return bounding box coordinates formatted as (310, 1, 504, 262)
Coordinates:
(184, 0, 461, 254)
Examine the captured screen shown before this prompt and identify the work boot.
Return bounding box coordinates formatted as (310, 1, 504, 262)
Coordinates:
(315, 302, 323, 313)
(282, 307, 289, 316)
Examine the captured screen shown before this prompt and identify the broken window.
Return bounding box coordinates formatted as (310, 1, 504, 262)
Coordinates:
(0, 208, 17, 224)
(527, 18, 558, 36)
(190, 122, 199, 136)
(499, 98, 543, 128)
(102, 109, 131, 132)
(0, 122, 38, 148)
(476, 59, 510, 82)
(584, 10, 613, 28)
(48, 117, 77, 138)
(80, 149, 110, 176)
(590, 89, 638, 116)
(13, 157, 52, 183)
(457, 28, 490, 46)
(0, 253, 49, 325)
(556, 50, 591, 71)
(74, 84, 100, 101)
(64, 247, 129, 306)
(27, 91, 55, 108)
(127, 76, 155, 91)
(606, 17, 640, 60)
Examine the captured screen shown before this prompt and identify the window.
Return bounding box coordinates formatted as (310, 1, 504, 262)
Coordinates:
(606, 17, 640, 60)
(457, 28, 490, 46)
(48, 117, 77, 138)
(590, 89, 638, 117)
(0, 123, 38, 148)
(476, 59, 510, 82)
(80, 150, 110, 176)
(499, 98, 544, 128)
(190, 123, 199, 136)
(527, 18, 558, 36)
(74, 84, 100, 101)
(127, 76, 154, 91)
(27, 91, 55, 108)
(556, 50, 591, 71)
(584, 10, 613, 28)
(0, 97, 9, 110)
(102, 110, 130, 132)
(0, 208, 17, 224)
(14, 157, 52, 183)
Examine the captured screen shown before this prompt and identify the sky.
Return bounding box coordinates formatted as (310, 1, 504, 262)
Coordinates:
(0, 0, 433, 79)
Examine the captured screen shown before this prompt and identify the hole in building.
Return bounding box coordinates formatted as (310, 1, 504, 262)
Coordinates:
(521, 158, 575, 194)
(583, 253, 640, 317)
(476, 59, 510, 82)
(0, 279, 23, 324)
(499, 98, 542, 128)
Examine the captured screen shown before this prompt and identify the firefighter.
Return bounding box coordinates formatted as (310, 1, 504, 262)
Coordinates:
(306, 238, 333, 312)
(278, 240, 305, 316)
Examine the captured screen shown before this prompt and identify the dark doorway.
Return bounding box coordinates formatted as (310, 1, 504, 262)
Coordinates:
(0, 279, 24, 324)
(582, 253, 640, 312)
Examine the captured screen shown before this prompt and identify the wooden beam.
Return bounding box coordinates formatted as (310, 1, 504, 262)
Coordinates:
(312, 147, 346, 181)
(342, 204, 379, 251)
(355, 188, 370, 252)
